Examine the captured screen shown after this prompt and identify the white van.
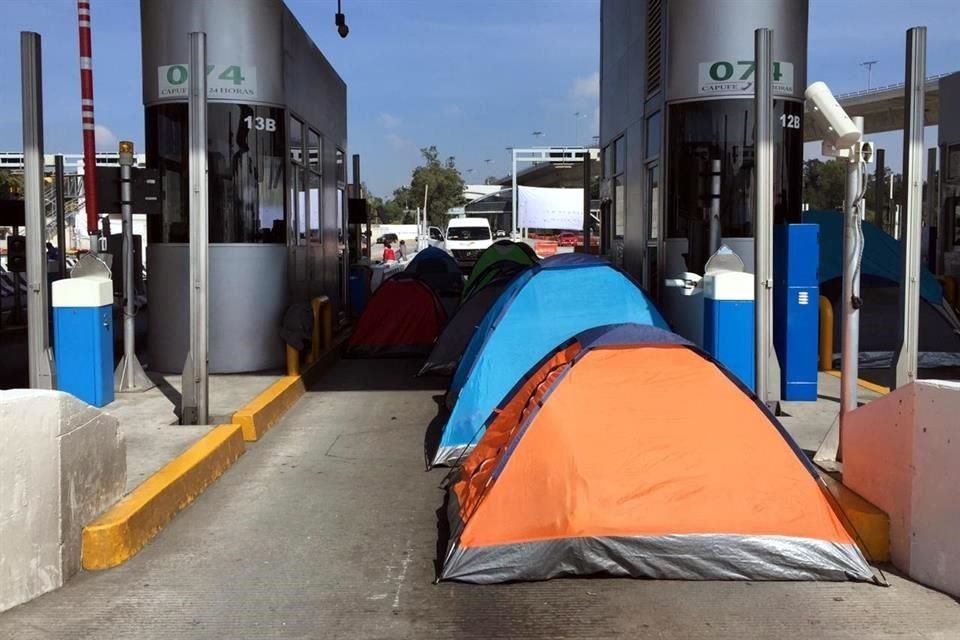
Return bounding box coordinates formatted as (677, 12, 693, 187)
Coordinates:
(444, 218, 493, 267)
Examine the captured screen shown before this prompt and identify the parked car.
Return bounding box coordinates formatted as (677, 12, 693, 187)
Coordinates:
(444, 218, 493, 267)
(375, 232, 398, 245)
(557, 231, 579, 247)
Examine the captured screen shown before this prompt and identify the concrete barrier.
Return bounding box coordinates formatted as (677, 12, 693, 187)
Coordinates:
(0, 390, 126, 613)
(843, 380, 960, 597)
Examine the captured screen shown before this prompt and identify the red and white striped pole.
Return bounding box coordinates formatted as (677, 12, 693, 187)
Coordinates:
(77, 0, 99, 253)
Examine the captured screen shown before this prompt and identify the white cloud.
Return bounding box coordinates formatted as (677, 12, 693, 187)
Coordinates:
(94, 124, 118, 151)
(385, 132, 409, 149)
(379, 112, 402, 129)
(572, 71, 600, 100)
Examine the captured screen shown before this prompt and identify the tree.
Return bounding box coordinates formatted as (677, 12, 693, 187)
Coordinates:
(0, 169, 23, 199)
(802, 159, 845, 211)
(405, 146, 466, 226)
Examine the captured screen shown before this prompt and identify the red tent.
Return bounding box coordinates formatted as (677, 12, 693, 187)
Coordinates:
(347, 274, 446, 356)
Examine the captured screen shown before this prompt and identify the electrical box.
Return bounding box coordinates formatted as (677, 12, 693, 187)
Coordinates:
(52, 277, 115, 408)
(703, 271, 755, 391)
(774, 224, 819, 401)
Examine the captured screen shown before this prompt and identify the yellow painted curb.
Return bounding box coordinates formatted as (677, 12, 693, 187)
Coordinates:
(232, 375, 306, 442)
(818, 470, 890, 563)
(82, 423, 246, 570)
(824, 370, 890, 396)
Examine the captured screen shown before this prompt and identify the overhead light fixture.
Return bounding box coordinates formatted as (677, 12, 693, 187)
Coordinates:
(336, 0, 349, 38)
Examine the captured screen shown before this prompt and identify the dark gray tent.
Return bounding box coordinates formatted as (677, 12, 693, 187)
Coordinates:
(419, 263, 528, 376)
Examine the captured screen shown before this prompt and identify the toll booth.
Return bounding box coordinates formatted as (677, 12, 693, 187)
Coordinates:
(939, 72, 960, 277)
(140, 0, 348, 373)
(599, 0, 807, 297)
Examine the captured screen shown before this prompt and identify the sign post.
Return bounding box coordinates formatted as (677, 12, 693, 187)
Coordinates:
(21, 31, 56, 390)
(181, 32, 209, 425)
(891, 26, 927, 390)
(753, 28, 780, 409)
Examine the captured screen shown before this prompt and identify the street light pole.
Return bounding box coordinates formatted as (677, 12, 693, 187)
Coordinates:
(114, 140, 154, 393)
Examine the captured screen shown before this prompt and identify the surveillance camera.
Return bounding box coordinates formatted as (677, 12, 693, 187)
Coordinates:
(336, 12, 349, 38)
(805, 81, 861, 150)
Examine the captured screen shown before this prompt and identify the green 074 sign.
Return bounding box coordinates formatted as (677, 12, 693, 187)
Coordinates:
(157, 64, 258, 99)
(698, 60, 794, 96)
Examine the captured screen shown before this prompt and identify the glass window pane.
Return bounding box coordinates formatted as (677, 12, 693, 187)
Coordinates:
(295, 167, 306, 245)
(615, 137, 625, 175)
(289, 115, 303, 164)
(614, 175, 625, 238)
(308, 171, 321, 245)
(603, 145, 614, 178)
(648, 165, 660, 240)
(336, 148, 346, 186)
(646, 111, 661, 159)
(307, 129, 321, 171)
(207, 104, 285, 243)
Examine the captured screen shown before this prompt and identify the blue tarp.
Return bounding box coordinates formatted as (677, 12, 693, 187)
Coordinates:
(430, 257, 668, 466)
(803, 209, 942, 305)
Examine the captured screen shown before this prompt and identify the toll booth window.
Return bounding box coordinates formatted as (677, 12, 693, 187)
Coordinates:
(290, 116, 304, 164)
(665, 98, 802, 272)
(207, 104, 285, 243)
(145, 103, 286, 243)
(336, 148, 346, 188)
(307, 129, 321, 172)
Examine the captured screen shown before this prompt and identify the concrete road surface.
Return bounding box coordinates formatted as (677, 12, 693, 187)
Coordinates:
(1, 358, 958, 639)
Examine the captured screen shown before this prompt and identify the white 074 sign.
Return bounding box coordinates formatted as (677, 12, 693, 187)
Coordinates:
(157, 64, 258, 99)
(698, 60, 794, 95)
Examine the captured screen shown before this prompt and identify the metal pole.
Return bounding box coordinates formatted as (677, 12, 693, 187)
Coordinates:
(115, 141, 153, 392)
(708, 159, 722, 255)
(54, 154, 67, 277)
(873, 148, 885, 231)
(352, 153, 367, 259)
(753, 28, 778, 407)
(77, 0, 99, 254)
(925, 147, 937, 263)
(181, 32, 209, 425)
(890, 170, 897, 238)
(422, 182, 429, 233)
(21, 32, 55, 390)
(892, 26, 926, 390)
(512, 150, 518, 238)
(582, 151, 591, 252)
(840, 116, 866, 435)
(936, 145, 947, 275)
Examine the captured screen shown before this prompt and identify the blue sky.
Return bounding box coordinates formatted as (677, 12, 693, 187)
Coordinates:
(0, 0, 958, 197)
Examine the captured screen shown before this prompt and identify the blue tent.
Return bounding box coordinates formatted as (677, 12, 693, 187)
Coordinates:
(803, 209, 942, 304)
(428, 254, 668, 466)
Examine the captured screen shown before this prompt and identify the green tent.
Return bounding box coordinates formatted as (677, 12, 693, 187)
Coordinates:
(462, 241, 538, 300)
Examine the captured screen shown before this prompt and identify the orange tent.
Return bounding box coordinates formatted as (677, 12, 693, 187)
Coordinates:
(440, 324, 876, 584)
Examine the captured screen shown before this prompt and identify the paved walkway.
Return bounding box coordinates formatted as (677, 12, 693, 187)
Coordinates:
(1, 358, 958, 639)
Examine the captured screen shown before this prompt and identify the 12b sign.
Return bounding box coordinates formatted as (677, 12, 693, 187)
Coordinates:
(157, 64, 258, 100)
(698, 60, 794, 96)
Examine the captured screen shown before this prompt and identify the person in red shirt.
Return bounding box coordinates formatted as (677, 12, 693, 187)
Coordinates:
(382, 242, 396, 262)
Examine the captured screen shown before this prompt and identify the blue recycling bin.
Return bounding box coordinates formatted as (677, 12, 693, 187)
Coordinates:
(703, 270, 755, 391)
(52, 276, 114, 407)
(350, 266, 371, 316)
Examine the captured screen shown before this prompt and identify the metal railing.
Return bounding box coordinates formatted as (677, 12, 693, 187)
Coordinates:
(834, 71, 953, 100)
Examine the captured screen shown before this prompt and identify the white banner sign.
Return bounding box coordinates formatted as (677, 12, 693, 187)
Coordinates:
(698, 60, 793, 96)
(517, 186, 584, 231)
(157, 64, 258, 100)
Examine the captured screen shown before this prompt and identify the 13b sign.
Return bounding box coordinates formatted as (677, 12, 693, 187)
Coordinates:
(698, 60, 794, 96)
(157, 64, 258, 100)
